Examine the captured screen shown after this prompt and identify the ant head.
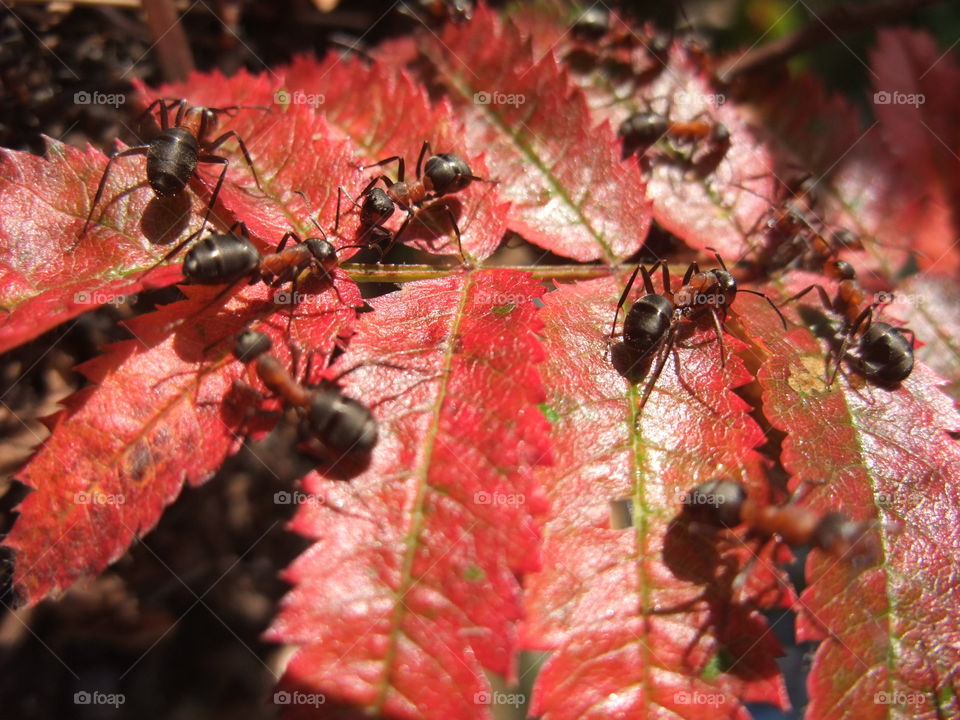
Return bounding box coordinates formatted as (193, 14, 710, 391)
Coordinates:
(859, 322, 914, 384)
(825, 259, 856, 281)
(618, 111, 669, 147)
(306, 237, 338, 267)
(423, 153, 474, 195)
(307, 390, 379, 455)
(234, 329, 272, 362)
(361, 187, 395, 226)
(707, 268, 737, 301)
(683, 478, 746, 528)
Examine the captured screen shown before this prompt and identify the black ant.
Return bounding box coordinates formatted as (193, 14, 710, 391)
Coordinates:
(232, 330, 378, 459)
(347, 141, 486, 260)
(682, 478, 879, 563)
(609, 250, 786, 411)
(780, 279, 915, 386)
(78, 97, 267, 250)
(618, 107, 731, 173)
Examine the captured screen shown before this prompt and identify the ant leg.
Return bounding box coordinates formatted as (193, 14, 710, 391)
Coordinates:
(681, 260, 699, 285)
(339, 184, 363, 211)
(173, 98, 189, 127)
(661, 260, 674, 297)
(76, 145, 151, 241)
(439, 204, 466, 262)
(275, 232, 301, 253)
(204, 131, 262, 190)
(829, 305, 875, 386)
(610, 262, 644, 337)
(779, 283, 831, 310)
(135, 98, 170, 130)
(739, 289, 788, 329)
(195, 153, 230, 238)
(359, 155, 405, 181)
(637, 325, 678, 413)
(708, 306, 727, 367)
(705, 247, 728, 271)
(415, 140, 432, 179)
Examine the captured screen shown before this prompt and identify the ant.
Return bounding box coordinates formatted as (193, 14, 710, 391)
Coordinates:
(347, 141, 486, 260)
(780, 278, 915, 386)
(609, 250, 786, 411)
(78, 97, 267, 250)
(682, 478, 879, 563)
(618, 105, 731, 173)
(232, 330, 378, 460)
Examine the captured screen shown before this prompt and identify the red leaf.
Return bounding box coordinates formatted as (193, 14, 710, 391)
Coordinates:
(522, 278, 789, 719)
(266, 269, 551, 719)
(279, 55, 509, 261)
(735, 274, 960, 719)
(402, 5, 652, 263)
(3, 276, 359, 606)
(895, 273, 960, 402)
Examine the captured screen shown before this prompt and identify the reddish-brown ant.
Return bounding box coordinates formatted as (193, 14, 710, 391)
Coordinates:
(780, 278, 915, 385)
(618, 104, 731, 175)
(347, 141, 486, 260)
(682, 478, 879, 563)
(609, 250, 786, 411)
(233, 330, 378, 458)
(78, 97, 267, 250)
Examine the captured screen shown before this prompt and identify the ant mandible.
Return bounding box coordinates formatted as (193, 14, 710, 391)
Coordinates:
(78, 97, 267, 249)
(232, 330, 378, 458)
(609, 250, 787, 411)
(682, 478, 879, 563)
(346, 140, 487, 260)
(780, 278, 915, 385)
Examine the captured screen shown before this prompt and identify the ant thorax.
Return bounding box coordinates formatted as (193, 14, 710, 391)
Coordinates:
(180, 106, 216, 138)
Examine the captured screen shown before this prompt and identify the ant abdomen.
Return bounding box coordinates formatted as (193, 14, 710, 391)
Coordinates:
(424, 153, 474, 195)
(859, 322, 914, 384)
(623, 294, 673, 351)
(308, 390, 378, 455)
(182, 232, 261, 284)
(618, 111, 668, 150)
(146, 128, 199, 196)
